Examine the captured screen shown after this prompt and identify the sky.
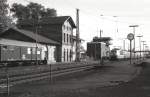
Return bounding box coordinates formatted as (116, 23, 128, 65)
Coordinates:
(8, 0, 150, 50)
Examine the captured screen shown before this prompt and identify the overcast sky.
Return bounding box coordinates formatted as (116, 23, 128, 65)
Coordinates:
(8, 0, 150, 50)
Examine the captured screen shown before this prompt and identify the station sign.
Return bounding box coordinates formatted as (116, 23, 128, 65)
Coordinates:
(127, 33, 134, 41)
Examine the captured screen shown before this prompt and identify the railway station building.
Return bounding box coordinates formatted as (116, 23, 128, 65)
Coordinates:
(17, 16, 77, 62)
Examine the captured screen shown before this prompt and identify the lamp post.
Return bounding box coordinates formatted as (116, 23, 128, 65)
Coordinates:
(118, 38, 127, 60)
(113, 16, 119, 33)
(141, 41, 146, 59)
(129, 25, 139, 59)
(137, 35, 143, 61)
(145, 45, 149, 57)
(100, 14, 104, 64)
(143, 44, 147, 59)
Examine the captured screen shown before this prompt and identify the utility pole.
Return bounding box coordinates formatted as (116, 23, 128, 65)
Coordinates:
(143, 44, 147, 59)
(100, 29, 103, 38)
(129, 25, 139, 59)
(113, 16, 119, 33)
(141, 41, 146, 60)
(100, 29, 103, 64)
(123, 39, 126, 60)
(130, 40, 132, 64)
(145, 45, 149, 57)
(137, 35, 143, 60)
(76, 9, 80, 62)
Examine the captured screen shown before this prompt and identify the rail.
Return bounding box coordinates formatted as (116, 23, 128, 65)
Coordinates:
(0, 63, 97, 87)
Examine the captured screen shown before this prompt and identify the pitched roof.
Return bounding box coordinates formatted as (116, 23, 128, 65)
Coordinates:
(92, 37, 112, 45)
(93, 37, 112, 41)
(19, 16, 76, 28)
(0, 28, 60, 45)
(72, 35, 84, 41)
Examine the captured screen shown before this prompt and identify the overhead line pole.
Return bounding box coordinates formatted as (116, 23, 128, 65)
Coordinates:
(76, 8, 80, 62)
(129, 25, 139, 60)
(141, 41, 146, 60)
(100, 29, 103, 64)
(137, 35, 143, 60)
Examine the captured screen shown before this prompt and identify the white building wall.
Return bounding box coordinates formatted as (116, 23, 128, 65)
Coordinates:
(62, 45, 72, 62)
(72, 41, 76, 61)
(47, 46, 56, 64)
(61, 20, 74, 62)
(101, 42, 110, 58)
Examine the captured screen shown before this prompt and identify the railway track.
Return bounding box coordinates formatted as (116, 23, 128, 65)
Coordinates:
(0, 63, 97, 87)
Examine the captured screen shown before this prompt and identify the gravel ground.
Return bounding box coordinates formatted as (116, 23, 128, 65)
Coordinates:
(0, 60, 146, 97)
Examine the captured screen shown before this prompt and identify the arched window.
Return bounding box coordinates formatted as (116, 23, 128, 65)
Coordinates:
(64, 49, 66, 62)
(67, 49, 68, 61)
(64, 33, 65, 43)
(70, 49, 72, 61)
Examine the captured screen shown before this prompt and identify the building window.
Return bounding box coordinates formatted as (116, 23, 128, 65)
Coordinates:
(32, 48, 36, 54)
(63, 25, 65, 30)
(37, 50, 41, 54)
(64, 49, 66, 62)
(9, 45, 15, 51)
(70, 27, 72, 31)
(70, 35, 72, 43)
(70, 50, 72, 61)
(64, 33, 65, 43)
(27, 48, 31, 54)
(67, 34, 68, 43)
(2, 45, 8, 50)
(68, 35, 70, 43)
(67, 49, 68, 61)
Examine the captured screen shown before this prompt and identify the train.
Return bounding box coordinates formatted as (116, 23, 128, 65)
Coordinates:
(86, 41, 142, 61)
(0, 44, 47, 67)
(87, 42, 110, 60)
(110, 48, 141, 60)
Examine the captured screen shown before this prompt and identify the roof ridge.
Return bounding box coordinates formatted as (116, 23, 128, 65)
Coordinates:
(4, 28, 60, 45)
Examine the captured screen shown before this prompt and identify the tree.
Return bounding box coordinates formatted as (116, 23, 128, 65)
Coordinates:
(10, 2, 57, 24)
(0, 0, 10, 32)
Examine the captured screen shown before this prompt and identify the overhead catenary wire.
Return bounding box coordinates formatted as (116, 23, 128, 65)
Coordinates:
(17, 0, 150, 26)
(20, 0, 147, 31)
(16, 0, 150, 48)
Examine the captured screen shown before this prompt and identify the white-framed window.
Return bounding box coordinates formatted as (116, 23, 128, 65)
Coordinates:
(64, 33, 66, 42)
(67, 34, 68, 43)
(63, 25, 65, 30)
(2, 45, 8, 50)
(9, 45, 15, 51)
(37, 50, 41, 54)
(27, 48, 31, 54)
(32, 48, 36, 54)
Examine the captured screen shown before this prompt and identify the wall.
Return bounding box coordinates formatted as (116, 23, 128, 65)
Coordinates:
(72, 39, 76, 61)
(61, 20, 74, 62)
(47, 45, 57, 63)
